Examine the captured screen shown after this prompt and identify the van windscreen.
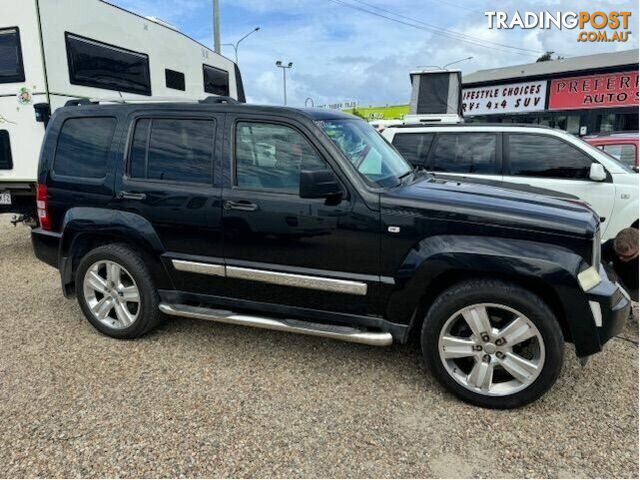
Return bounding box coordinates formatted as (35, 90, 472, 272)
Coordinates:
(0, 28, 25, 84)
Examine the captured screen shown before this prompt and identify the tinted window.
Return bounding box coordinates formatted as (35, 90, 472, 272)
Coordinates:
(392, 133, 434, 167)
(129, 118, 215, 184)
(507, 134, 593, 179)
(165, 69, 185, 91)
(430, 133, 498, 174)
(66, 33, 151, 96)
(0, 131, 12, 170)
(0, 28, 24, 83)
(602, 144, 636, 167)
(236, 122, 326, 192)
(54, 118, 117, 178)
(203, 65, 229, 96)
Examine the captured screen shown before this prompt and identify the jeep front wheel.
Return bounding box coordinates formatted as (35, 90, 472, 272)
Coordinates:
(421, 280, 564, 409)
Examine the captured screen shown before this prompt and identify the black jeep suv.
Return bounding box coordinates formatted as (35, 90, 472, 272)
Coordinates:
(32, 98, 630, 408)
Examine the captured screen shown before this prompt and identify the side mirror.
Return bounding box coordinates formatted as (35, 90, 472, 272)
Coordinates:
(589, 162, 607, 182)
(300, 169, 343, 200)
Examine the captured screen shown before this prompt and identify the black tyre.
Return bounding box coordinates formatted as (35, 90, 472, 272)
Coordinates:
(421, 279, 564, 409)
(75, 243, 161, 339)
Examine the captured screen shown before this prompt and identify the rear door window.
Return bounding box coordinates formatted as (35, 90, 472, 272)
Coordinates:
(429, 133, 498, 174)
(0, 27, 25, 84)
(392, 132, 434, 167)
(129, 118, 215, 184)
(507, 133, 593, 179)
(0, 131, 12, 170)
(53, 117, 117, 178)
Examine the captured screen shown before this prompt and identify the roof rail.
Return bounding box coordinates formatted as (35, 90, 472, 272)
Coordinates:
(64, 95, 243, 106)
(198, 96, 240, 104)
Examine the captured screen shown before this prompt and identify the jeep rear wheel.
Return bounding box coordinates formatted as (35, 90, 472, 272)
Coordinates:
(421, 280, 564, 409)
(76, 244, 161, 339)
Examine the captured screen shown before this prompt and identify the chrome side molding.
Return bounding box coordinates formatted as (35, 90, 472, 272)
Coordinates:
(172, 259, 225, 277)
(171, 259, 368, 296)
(159, 303, 393, 347)
(226, 266, 367, 295)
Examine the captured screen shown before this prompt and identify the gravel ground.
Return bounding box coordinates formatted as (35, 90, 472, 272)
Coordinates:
(0, 215, 638, 478)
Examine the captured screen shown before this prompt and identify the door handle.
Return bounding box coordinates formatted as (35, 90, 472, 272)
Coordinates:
(224, 200, 258, 212)
(118, 191, 147, 201)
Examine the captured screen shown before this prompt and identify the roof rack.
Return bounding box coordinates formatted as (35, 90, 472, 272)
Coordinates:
(64, 95, 242, 107)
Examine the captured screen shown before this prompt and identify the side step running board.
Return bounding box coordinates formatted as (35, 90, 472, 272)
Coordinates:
(159, 303, 393, 347)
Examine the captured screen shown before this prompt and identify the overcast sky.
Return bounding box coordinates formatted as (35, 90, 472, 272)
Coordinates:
(110, 0, 639, 107)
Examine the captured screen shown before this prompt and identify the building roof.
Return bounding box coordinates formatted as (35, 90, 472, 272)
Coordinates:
(462, 49, 639, 85)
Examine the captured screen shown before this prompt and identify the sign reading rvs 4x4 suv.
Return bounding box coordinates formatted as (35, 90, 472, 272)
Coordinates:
(462, 81, 547, 115)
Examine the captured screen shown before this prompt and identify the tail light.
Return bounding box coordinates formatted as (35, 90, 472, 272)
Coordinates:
(36, 184, 51, 230)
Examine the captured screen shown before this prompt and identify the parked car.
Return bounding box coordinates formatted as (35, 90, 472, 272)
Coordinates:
(584, 132, 639, 171)
(382, 123, 639, 242)
(32, 98, 630, 409)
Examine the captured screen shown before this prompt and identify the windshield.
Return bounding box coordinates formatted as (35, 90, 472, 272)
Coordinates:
(317, 119, 412, 186)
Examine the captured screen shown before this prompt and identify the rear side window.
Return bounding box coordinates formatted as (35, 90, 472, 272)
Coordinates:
(0, 27, 24, 84)
(53, 117, 117, 178)
(203, 65, 229, 96)
(507, 134, 593, 179)
(602, 144, 636, 166)
(430, 133, 498, 174)
(165, 69, 185, 91)
(129, 118, 215, 184)
(0, 131, 12, 170)
(66, 33, 151, 96)
(392, 133, 434, 167)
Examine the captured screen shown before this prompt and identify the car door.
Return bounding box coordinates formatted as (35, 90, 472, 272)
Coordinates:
(114, 111, 226, 296)
(501, 132, 615, 231)
(220, 114, 381, 317)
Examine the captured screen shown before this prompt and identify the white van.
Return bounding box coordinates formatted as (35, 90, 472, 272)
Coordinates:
(0, 0, 245, 219)
(382, 123, 639, 242)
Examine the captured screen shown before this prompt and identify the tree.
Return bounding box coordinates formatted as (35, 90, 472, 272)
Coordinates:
(536, 51, 565, 62)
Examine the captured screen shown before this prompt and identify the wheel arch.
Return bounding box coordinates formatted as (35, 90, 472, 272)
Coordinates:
(59, 208, 173, 297)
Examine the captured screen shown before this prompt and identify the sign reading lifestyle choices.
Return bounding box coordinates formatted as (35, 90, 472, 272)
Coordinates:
(462, 81, 547, 116)
(549, 71, 639, 110)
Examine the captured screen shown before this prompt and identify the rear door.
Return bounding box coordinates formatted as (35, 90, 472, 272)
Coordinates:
(115, 111, 226, 296)
(502, 132, 615, 229)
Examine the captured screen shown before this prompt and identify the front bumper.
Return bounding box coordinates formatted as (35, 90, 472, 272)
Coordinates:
(582, 264, 631, 355)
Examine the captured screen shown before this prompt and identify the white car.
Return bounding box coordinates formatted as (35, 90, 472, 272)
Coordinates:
(382, 124, 639, 241)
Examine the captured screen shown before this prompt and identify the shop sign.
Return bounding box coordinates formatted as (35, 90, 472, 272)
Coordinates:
(462, 81, 547, 115)
(549, 71, 639, 110)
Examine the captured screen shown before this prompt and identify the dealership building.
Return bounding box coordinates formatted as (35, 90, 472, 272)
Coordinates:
(461, 49, 639, 135)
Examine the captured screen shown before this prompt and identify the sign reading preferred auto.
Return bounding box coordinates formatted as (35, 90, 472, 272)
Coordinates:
(549, 71, 639, 110)
(462, 81, 547, 115)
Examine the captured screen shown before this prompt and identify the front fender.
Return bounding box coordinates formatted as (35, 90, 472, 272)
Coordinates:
(59, 207, 173, 292)
(386, 235, 600, 355)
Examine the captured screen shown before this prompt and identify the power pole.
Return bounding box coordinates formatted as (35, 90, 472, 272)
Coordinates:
(213, 0, 221, 53)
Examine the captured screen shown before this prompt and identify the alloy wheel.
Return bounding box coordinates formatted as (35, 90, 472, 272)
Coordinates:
(437, 303, 545, 396)
(83, 260, 141, 330)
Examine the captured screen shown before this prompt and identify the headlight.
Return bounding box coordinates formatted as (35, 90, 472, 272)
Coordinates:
(578, 266, 602, 291)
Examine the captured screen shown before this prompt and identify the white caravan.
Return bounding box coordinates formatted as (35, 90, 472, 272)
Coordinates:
(0, 0, 245, 219)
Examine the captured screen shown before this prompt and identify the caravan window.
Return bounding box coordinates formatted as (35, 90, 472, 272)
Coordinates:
(66, 33, 151, 96)
(0, 27, 25, 84)
(0, 131, 12, 170)
(165, 69, 185, 91)
(203, 65, 229, 96)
